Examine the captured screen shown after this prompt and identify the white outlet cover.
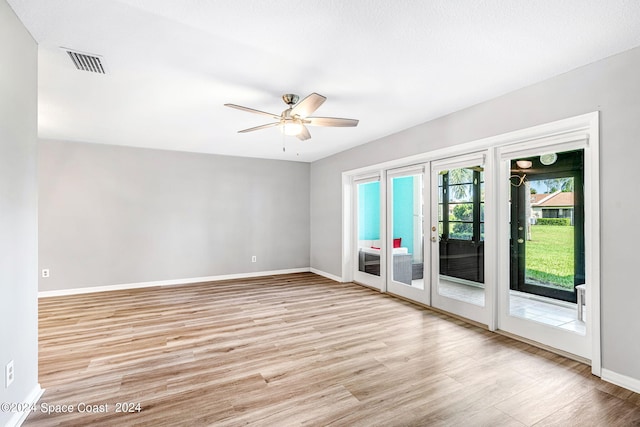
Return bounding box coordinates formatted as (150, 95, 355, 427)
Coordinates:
(6, 360, 14, 387)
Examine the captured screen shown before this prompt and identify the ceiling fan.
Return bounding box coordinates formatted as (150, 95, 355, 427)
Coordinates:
(224, 93, 358, 141)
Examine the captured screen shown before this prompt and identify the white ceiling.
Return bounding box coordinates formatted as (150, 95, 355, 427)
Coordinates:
(8, 1, 640, 162)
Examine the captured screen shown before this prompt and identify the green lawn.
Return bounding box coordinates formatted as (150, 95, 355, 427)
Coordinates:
(525, 225, 574, 289)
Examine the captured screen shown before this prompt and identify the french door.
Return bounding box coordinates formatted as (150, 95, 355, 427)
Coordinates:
(346, 113, 599, 369)
(382, 156, 493, 322)
(498, 141, 593, 361)
(430, 153, 493, 326)
(386, 166, 430, 305)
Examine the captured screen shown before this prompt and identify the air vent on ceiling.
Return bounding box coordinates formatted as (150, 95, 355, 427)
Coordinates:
(63, 48, 107, 74)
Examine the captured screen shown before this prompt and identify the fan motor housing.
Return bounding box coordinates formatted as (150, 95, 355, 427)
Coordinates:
(282, 94, 299, 106)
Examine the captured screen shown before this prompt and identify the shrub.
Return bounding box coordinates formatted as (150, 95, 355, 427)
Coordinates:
(536, 218, 570, 226)
(449, 231, 473, 240)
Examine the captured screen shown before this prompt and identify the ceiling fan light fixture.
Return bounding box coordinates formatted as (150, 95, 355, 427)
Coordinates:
(282, 121, 303, 136)
(225, 92, 358, 142)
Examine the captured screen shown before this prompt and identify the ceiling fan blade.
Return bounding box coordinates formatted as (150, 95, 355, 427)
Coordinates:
(224, 104, 281, 120)
(291, 93, 326, 118)
(238, 122, 280, 133)
(297, 125, 311, 141)
(305, 117, 359, 127)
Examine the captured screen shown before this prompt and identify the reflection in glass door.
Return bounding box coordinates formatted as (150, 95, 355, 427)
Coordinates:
(353, 177, 383, 290)
(431, 154, 491, 326)
(387, 167, 429, 304)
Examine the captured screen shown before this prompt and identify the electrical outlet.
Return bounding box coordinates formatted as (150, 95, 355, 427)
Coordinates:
(42, 269, 50, 278)
(251, 256, 257, 263)
(5, 360, 14, 388)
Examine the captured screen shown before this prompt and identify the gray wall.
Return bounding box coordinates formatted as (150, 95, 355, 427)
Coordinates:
(311, 46, 640, 384)
(39, 140, 310, 291)
(0, 1, 39, 425)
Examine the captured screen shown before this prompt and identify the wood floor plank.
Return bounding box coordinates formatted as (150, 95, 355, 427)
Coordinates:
(23, 272, 640, 426)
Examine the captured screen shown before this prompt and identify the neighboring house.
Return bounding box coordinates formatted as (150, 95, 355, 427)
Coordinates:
(530, 191, 575, 225)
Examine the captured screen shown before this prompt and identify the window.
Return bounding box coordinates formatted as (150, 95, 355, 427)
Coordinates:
(439, 168, 484, 242)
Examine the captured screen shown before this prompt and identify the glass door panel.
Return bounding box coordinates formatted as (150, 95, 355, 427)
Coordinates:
(431, 154, 491, 326)
(509, 150, 584, 304)
(387, 167, 429, 305)
(353, 178, 383, 290)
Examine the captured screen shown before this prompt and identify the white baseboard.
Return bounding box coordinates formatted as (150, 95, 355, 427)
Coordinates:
(6, 384, 44, 427)
(601, 368, 640, 394)
(310, 268, 343, 283)
(39, 268, 311, 298)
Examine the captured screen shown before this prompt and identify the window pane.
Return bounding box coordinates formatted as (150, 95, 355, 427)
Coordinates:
(448, 168, 474, 185)
(448, 222, 473, 240)
(391, 174, 424, 288)
(437, 164, 485, 305)
(357, 181, 381, 277)
(525, 176, 576, 290)
(449, 184, 473, 202)
(450, 203, 473, 221)
(509, 149, 585, 306)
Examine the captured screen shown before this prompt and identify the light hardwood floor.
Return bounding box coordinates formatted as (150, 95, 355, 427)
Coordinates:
(25, 273, 640, 426)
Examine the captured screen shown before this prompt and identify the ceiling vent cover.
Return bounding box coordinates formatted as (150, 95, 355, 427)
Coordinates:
(64, 49, 106, 74)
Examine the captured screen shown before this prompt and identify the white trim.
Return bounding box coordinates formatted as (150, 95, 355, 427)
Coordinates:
(310, 268, 343, 282)
(602, 369, 640, 394)
(498, 131, 589, 157)
(6, 384, 44, 427)
(341, 173, 354, 283)
(386, 164, 425, 177)
(584, 111, 601, 376)
(430, 151, 487, 170)
(352, 172, 380, 183)
(38, 268, 311, 297)
(343, 112, 598, 178)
